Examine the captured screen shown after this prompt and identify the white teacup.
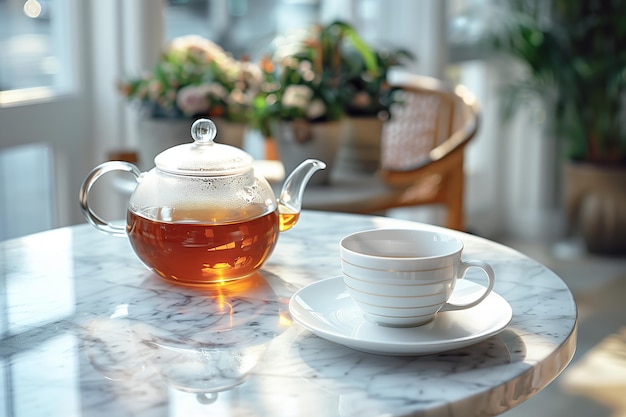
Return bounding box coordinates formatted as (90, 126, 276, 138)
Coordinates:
(339, 228, 496, 328)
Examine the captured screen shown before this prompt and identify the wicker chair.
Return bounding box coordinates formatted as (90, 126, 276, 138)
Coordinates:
(377, 73, 480, 231)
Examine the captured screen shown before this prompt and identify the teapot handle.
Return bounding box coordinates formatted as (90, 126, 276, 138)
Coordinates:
(79, 161, 142, 237)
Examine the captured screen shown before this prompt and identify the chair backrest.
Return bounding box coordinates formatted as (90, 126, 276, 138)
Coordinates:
(380, 74, 479, 176)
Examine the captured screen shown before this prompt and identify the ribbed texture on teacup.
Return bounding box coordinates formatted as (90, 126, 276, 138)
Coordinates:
(343, 272, 453, 324)
(344, 274, 452, 304)
(343, 274, 454, 300)
(341, 260, 456, 283)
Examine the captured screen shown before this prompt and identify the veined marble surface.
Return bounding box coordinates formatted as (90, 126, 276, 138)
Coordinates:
(0, 211, 577, 417)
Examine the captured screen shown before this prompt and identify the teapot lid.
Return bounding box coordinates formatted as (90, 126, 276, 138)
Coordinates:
(154, 118, 253, 176)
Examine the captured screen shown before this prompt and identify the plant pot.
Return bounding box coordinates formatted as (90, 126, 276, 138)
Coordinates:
(564, 162, 626, 255)
(334, 116, 383, 177)
(137, 117, 246, 170)
(213, 118, 246, 148)
(271, 120, 342, 186)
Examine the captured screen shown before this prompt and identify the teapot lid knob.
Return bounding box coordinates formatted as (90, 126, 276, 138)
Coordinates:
(191, 119, 217, 144)
(154, 117, 253, 176)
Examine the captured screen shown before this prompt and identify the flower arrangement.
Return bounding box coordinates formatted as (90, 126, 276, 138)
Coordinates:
(251, 24, 348, 132)
(250, 21, 413, 135)
(118, 26, 412, 139)
(117, 35, 263, 122)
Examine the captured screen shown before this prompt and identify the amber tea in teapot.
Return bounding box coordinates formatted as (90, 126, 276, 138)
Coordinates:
(127, 207, 280, 285)
(127, 204, 299, 285)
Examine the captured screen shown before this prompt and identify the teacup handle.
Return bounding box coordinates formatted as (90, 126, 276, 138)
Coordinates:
(442, 260, 496, 311)
(79, 161, 142, 237)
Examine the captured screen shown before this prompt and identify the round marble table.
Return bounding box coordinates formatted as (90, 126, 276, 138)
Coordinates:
(0, 211, 577, 417)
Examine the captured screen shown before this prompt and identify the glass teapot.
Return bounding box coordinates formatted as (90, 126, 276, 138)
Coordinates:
(79, 118, 325, 286)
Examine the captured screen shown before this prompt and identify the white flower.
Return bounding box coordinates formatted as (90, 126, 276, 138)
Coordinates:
(206, 83, 228, 100)
(282, 85, 313, 109)
(176, 84, 212, 115)
(235, 61, 263, 90)
(168, 35, 236, 72)
(227, 89, 246, 107)
(306, 98, 326, 119)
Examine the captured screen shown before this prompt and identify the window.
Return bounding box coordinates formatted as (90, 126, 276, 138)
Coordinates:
(0, 0, 78, 105)
(163, 0, 320, 59)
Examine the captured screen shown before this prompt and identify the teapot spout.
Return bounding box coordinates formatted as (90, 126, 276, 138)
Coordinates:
(277, 159, 326, 231)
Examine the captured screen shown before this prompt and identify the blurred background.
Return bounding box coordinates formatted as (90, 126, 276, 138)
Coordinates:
(0, 0, 530, 241)
(1, 1, 625, 416)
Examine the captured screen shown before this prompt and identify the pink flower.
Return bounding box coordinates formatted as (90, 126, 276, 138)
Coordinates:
(176, 85, 212, 116)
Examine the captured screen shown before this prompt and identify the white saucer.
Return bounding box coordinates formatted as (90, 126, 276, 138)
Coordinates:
(289, 277, 512, 356)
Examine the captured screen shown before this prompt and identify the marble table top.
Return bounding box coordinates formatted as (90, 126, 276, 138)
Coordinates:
(0, 211, 577, 417)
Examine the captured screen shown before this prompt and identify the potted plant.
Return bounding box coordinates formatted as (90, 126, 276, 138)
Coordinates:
(336, 34, 413, 176)
(251, 22, 351, 185)
(251, 21, 411, 183)
(490, 0, 626, 254)
(117, 35, 263, 166)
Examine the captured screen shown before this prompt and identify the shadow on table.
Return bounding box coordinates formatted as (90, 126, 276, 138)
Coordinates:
(292, 327, 527, 380)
